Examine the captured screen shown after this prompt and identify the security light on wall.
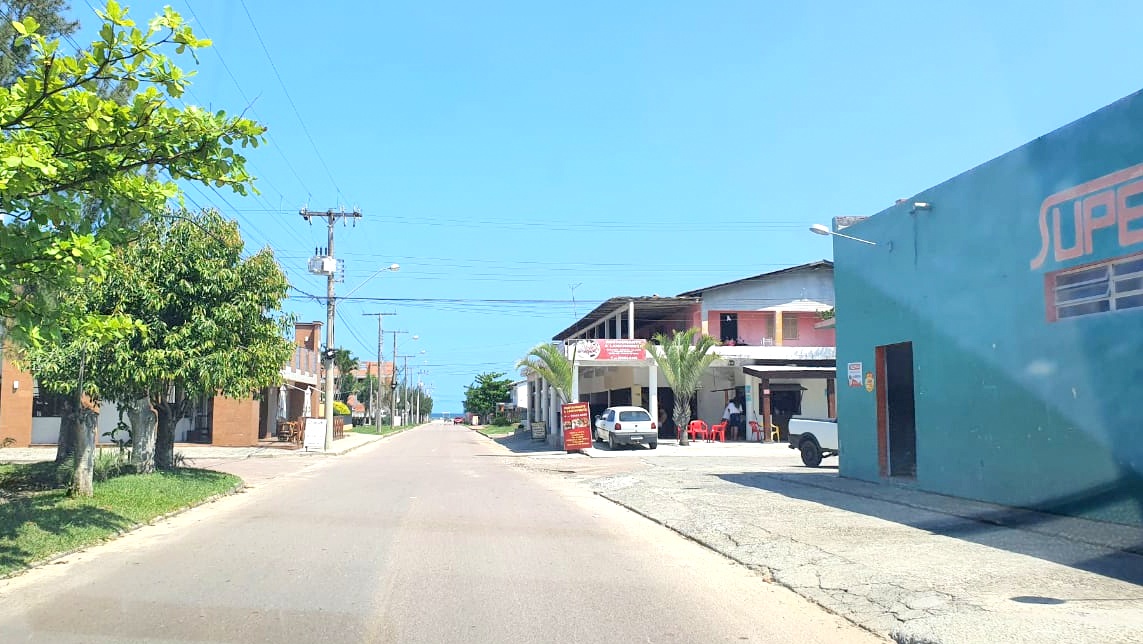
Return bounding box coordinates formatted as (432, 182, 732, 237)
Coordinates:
(809, 223, 878, 246)
(910, 202, 932, 213)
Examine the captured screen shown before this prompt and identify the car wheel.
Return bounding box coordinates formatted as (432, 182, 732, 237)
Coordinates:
(800, 439, 823, 467)
(608, 432, 617, 450)
(648, 441, 657, 450)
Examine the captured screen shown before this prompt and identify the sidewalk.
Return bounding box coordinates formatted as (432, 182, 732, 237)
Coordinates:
(0, 430, 384, 465)
(558, 454, 1143, 644)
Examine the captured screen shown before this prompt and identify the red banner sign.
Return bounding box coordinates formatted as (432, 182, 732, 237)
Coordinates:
(561, 402, 593, 452)
(572, 339, 647, 361)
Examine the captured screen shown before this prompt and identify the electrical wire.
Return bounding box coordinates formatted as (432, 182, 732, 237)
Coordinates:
(237, 0, 345, 203)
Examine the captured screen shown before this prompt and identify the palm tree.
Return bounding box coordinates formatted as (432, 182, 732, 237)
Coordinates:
(515, 342, 573, 403)
(645, 329, 720, 446)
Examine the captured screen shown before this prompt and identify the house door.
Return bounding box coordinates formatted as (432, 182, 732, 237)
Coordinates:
(877, 342, 916, 478)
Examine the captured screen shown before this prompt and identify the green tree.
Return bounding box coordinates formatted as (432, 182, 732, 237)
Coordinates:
(0, 2, 264, 346)
(463, 372, 513, 423)
(93, 210, 293, 473)
(333, 348, 358, 401)
(644, 329, 719, 446)
(515, 342, 572, 403)
(0, 0, 79, 87)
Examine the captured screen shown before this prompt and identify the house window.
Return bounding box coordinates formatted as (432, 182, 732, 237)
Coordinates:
(783, 313, 800, 340)
(1049, 254, 1143, 321)
(765, 313, 799, 340)
(32, 381, 69, 417)
(719, 313, 738, 342)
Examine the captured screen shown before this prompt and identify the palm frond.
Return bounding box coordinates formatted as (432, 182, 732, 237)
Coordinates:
(515, 342, 573, 403)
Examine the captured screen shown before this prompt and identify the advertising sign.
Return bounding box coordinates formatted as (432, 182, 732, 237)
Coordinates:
(847, 362, 863, 387)
(303, 418, 326, 451)
(571, 339, 647, 361)
(531, 421, 546, 440)
(561, 402, 593, 452)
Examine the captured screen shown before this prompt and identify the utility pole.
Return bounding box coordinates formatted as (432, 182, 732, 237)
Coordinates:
(301, 207, 362, 450)
(386, 330, 410, 426)
(363, 312, 396, 428)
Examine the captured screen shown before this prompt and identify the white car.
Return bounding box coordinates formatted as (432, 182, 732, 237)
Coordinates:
(594, 406, 658, 450)
(788, 418, 838, 467)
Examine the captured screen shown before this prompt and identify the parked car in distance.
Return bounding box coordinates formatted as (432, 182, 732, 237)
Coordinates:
(453, 417, 464, 425)
(594, 406, 657, 450)
(788, 418, 838, 467)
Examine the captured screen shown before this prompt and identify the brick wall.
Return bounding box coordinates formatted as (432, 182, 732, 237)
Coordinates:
(210, 396, 260, 447)
(0, 357, 33, 447)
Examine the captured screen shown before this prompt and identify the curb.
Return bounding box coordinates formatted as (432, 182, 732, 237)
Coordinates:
(0, 477, 246, 582)
(593, 489, 890, 643)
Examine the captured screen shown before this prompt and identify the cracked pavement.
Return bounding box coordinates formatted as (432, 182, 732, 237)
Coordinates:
(501, 435, 1143, 644)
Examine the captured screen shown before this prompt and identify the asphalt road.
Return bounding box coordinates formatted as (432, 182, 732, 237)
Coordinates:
(0, 424, 879, 643)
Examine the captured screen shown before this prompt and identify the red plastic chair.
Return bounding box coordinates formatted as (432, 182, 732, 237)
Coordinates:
(749, 421, 763, 441)
(687, 420, 709, 441)
(708, 421, 726, 442)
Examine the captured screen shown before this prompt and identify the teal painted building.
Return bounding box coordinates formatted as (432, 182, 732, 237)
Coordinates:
(833, 90, 1143, 527)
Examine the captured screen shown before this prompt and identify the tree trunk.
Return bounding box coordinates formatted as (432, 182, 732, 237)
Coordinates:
(675, 399, 692, 446)
(128, 396, 158, 474)
(54, 404, 77, 464)
(69, 403, 99, 497)
(155, 402, 177, 470)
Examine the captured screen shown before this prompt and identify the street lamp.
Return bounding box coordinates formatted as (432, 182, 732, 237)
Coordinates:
(809, 223, 878, 246)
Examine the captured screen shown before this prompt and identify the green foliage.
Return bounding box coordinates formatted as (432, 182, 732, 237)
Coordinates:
(490, 413, 511, 427)
(0, 1, 81, 88)
(92, 447, 131, 481)
(516, 342, 572, 403)
(332, 400, 351, 416)
(818, 308, 835, 321)
(645, 329, 720, 444)
(463, 371, 513, 420)
(0, 2, 265, 345)
(94, 210, 293, 406)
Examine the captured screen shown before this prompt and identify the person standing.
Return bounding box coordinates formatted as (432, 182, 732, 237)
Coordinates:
(723, 397, 742, 441)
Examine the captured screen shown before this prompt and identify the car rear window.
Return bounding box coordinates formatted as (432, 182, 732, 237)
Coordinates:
(619, 410, 651, 421)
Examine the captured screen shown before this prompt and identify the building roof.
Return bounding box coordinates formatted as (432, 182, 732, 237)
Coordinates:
(552, 296, 699, 341)
(742, 365, 837, 379)
(677, 260, 834, 297)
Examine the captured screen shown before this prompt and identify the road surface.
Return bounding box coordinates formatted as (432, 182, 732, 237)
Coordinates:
(0, 425, 879, 643)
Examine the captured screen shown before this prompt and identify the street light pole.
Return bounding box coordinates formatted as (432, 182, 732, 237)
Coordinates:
(363, 312, 396, 428)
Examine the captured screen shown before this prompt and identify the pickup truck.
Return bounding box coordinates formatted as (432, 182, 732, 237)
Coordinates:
(787, 418, 838, 467)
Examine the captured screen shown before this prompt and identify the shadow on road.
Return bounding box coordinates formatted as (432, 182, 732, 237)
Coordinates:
(718, 470, 1143, 587)
(472, 430, 563, 457)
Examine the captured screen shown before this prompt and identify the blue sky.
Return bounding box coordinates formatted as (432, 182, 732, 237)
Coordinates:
(62, 1, 1143, 413)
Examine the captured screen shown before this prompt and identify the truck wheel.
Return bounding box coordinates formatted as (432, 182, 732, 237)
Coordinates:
(648, 441, 657, 450)
(800, 439, 823, 467)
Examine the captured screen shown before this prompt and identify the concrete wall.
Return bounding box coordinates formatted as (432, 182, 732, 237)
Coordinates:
(210, 396, 260, 447)
(708, 311, 835, 347)
(835, 89, 1143, 526)
(699, 269, 834, 315)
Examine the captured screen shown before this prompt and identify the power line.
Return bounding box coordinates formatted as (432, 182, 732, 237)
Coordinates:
(237, 0, 345, 203)
(179, 0, 315, 202)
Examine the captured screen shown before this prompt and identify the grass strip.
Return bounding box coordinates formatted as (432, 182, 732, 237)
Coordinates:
(0, 467, 241, 577)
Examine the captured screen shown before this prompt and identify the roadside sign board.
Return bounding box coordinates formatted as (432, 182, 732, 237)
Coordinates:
(531, 420, 546, 440)
(561, 402, 592, 452)
(303, 418, 326, 451)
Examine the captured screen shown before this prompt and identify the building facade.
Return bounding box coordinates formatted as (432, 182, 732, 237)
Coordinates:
(525, 262, 837, 447)
(833, 90, 1143, 526)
